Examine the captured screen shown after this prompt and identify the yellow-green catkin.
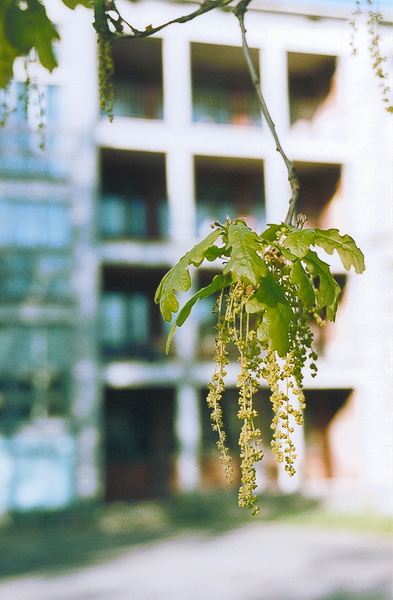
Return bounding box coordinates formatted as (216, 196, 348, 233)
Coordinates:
(206, 237, 320, 515)
(97, 34, 115, 121)
(350, 0, 392, 112)
(207, 281, 264, 515)
(231, 283, 263, 515)
(206, 288, 233, 483)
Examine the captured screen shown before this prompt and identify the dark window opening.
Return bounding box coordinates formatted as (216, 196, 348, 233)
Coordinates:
(194, 156, 265, 237)
(294, 162, 341, 229)
(104, 387, 176, 501)
(112, 37, 163, 120)
(310, 274, 347, 355)
(0, 373, 69, 436)
(195, 269, 242, 362)
(195, 269, 221, 360)
(199, 387, 274, 488)
(288, 52, 337, 125)
(99, 149, 168, 240)
(100, 265, 169, 360)
(303, 388, 352, 479)
(191, 42, 261, 126)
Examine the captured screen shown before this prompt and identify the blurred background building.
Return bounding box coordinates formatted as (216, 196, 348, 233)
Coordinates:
(0, 0, 391, 516)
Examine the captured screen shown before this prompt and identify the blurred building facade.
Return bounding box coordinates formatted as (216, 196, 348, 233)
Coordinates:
(0, 0, 391, 514)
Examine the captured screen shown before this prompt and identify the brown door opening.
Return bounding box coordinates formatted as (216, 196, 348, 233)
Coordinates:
(104, 387, 176, 502)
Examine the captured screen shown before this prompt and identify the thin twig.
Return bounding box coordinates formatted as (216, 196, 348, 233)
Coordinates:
(234, 0, 299, 225)
(114, 0, 236, 39)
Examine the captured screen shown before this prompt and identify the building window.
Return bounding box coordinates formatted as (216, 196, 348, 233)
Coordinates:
(194, 156, 265, 237)
(294, 162, 342, 229)
(288, 53, 337, 126)
(0, 201, 71, 248)
(199, 387, 275, 487)
(104, 386, 176, 501)
(191, 42, 261, 126)
(0, 200, 72, 301)
(0, 373, 69, 435)
(0, 83, 66, 178)
(0, 252, 71, 301)
(0, 325, 72, 433)
(310, 274, 347, 356)
(99, 149, 168, 240)
(195, 269, 222, 360)
(100, 266, 169, 359)
(111, 37, 163, 120)
(303, 388, 352, 480)
(0, 326, 73, 374)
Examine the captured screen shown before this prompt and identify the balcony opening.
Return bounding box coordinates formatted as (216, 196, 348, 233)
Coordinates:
(199, 386, 354, 490)
(310, 274, 347, 355)
(294, 161, 341, 229)
(199, 386, 278, 489)
(195, 269, 242, 362)
(112, 37, 163, 119)
(104, 386, 176, 501)
(99, 149, 168, 240)
(100, 265, 169, 360)
(191, 42, 261, 126)
(288, 52, 337, 127)
(194, 155, 265, 237)
(303, 388, 353, 481)
(195, 270, 220, 360)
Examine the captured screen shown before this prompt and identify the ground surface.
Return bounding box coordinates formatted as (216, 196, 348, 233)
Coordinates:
(0, 495, 391, 600)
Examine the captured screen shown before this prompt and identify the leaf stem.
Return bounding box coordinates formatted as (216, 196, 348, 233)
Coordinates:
(234, 0, 299, 225)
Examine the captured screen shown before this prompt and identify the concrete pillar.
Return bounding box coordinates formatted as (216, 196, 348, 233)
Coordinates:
(175, 384, 201, 490)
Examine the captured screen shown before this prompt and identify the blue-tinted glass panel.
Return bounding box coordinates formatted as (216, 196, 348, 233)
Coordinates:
(0, 326, 72, 373)
(100, 293, 150, 351)
(129, 293, 149, 344)
(0, 202, 70, 248)
(0, 253, 71, 300)
(0, 83, 67, 179)
(129, 198, 148, 238)
(46, 205, 71, 247)
(100, 294, 128, 347)
(100, 196, 127, 237)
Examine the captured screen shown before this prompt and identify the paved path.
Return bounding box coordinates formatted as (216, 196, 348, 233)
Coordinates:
(0, 523, 391, 600)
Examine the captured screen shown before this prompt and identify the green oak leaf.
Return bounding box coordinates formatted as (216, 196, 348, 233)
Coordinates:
(246, 274, 294, 357)
(165, 274, 228, 353)
(290, 260, 315, 308)
(61, 0, 91, 8)
(154, 228, 222, 322)
(260, 223, 289, 243)
(204, 245, 225, 262)
(314, 228, 365, 274)
(223, 221, 267, 286)
(5, 0, 60, 72)
(302, 250, 341, 321)
(0, 0, 19, 89)
(283, 229, 316, 258)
